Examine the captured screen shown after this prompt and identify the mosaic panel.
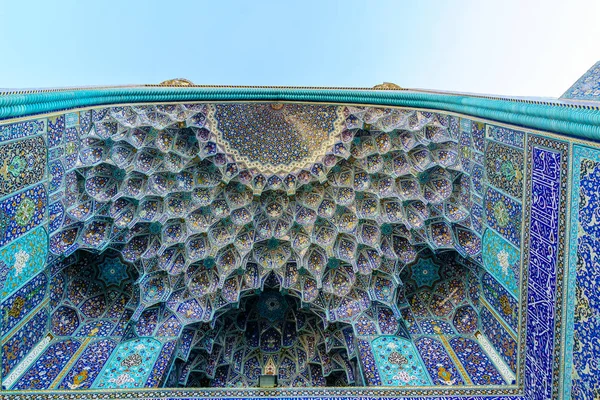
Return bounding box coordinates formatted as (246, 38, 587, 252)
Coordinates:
(75, 320, 115, 337)
(0, 118, 46, 143)
(566, 145, 600, 400)
(48, 159, 65, 194)
(0, 272, 47, 337)
(419, 319, 455, 335)
(65, 112, 80, 128)
(471, 201, 483, 234)
(178, 329, 195, 361)
(0, 184, 47, 248)
(523, 137, 568, 400)
(484, 140, 524, 199)
(1, 308, 48, 378)
(371, 336, 430, 386)
(414, 336, 464, 386)
(0, 227, 47, 300)
(472, 121, 485, 153)
(484, 187, 521, 247)
(482, 228, 520, 299)
(51, 306, 80, 336)
(561, 60, 600, 100)
(356, 338, 381, 386)
(13, 339, 81, 390)
(146, 339, 177, 387)
(63, 126, 80, 170)
(471, 163, 484, 196)
(94, 338, 162, 389)
(452, 305, 478, 334)
(0, 136, 46, 197)
(481, 307, 517, 372)
(486, 125, 525, 148)
(48, 201, 65, 233)
(208, 103, 345, 174)
(58, 339, 117, 389)
(47, 115, 65, 148)
(449, 336, 505, 385)
(482, 272, 518, 332)
(459, 118, 473, 172)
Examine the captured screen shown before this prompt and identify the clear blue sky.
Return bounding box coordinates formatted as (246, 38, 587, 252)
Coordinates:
(1, 0, 598, 97)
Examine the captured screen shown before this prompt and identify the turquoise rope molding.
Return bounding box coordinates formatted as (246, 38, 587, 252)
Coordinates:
(1, 87, 600, 141)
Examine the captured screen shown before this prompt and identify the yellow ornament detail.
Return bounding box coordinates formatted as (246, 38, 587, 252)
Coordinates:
(373, 82, 403, 90)
(159, 78, 194, 86)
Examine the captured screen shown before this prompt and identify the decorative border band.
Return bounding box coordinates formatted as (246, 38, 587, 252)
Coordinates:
(1, 87, 600, 142)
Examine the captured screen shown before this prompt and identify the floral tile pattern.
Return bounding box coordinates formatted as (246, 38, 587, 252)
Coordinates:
(0, 184, 47, 248)
(484, 140, 524, 199)
(371, 336, 431, 386)
(13, 339, 81, 390)
(0, 227, 47, 300)
(484, 187, 522, 247)
(0, 272, 47, 337)
(0, 136, 47, 197)
(1, 308, 48, 378)
(94, 338, 162, 389)
(0, 119, 46, 143)
(58, 338, 117, 389)
(482, 229, 520, 299)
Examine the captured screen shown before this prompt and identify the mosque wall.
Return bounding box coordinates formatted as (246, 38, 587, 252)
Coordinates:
(0, 102, 596, 400)
(565, 145, 600, 399)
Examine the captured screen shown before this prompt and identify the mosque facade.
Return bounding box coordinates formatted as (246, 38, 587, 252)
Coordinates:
(1, 63, 600, 399)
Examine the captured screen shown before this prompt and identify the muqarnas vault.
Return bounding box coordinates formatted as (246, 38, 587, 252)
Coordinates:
(1, 63, 600, 400)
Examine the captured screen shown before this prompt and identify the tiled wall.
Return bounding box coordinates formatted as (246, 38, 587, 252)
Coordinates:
(0, 105, 597, 399)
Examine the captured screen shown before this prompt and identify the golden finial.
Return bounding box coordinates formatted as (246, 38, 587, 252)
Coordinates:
(159, 78, 194, 86)
(373, 82, 403, 90)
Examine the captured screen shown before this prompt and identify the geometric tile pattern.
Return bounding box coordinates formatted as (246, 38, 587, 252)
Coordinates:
(59, 104, 479, 330)
(484, 140, 524, 199)
(0, 119, 46, 143)
(208, 103, 345, 174)
(0, 94, 594, 400)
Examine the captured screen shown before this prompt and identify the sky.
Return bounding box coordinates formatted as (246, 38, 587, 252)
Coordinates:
(0, 0, 598, 98)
